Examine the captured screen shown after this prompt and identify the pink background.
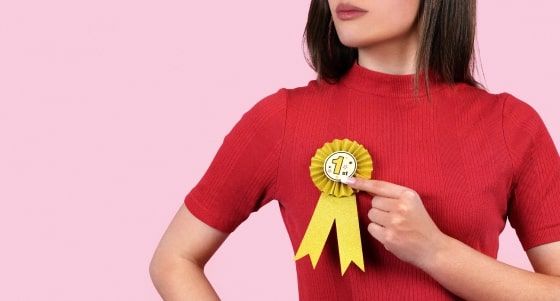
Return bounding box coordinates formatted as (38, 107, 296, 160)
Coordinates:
(0, 1, 558, 300)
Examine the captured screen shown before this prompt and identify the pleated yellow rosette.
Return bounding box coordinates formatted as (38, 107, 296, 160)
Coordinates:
(294, 138, 374, 276)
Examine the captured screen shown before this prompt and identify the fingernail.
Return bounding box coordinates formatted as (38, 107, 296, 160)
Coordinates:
(340, 176, 356, 184)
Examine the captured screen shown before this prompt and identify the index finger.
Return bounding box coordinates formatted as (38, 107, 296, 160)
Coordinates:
(343, 176, 408, 199)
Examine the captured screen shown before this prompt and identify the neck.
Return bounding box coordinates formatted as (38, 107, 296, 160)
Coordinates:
(357, 25, 420, 75)
(338, 59, 447, 98)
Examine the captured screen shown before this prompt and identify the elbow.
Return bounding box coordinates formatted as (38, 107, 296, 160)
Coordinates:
(149, 251, 175, 283)
(149, 254, 164, 283)
(149, 250, 203, 282)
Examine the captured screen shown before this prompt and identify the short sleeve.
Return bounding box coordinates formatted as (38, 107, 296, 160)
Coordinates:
(502, 92, 560, 251)
(183, 88, 288, 233)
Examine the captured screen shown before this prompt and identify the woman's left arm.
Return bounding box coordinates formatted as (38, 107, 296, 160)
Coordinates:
(424, 233, 560, 301)
(342, 176, 560, 301)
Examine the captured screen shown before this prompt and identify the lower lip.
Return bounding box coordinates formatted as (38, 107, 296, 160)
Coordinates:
(336, 10, 367, 20)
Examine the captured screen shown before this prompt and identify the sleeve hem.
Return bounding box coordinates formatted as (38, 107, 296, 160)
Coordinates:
(518, 225, 560, 251)
(184, 193, 236, 234)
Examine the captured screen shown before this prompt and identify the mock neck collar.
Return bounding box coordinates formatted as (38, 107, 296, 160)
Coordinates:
(338, 59, 448, 98)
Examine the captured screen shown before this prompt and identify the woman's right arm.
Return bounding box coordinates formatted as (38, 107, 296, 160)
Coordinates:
(149, 203, 228, 301)
(149, 88, 288, 300)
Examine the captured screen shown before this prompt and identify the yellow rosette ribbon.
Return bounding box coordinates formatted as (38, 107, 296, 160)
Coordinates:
(294, 138, 374, 276)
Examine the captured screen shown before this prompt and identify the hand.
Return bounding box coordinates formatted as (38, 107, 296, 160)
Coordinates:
(341, 176, 450, 269)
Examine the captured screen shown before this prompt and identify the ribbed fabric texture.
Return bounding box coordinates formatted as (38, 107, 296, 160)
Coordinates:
(184, 59, 560, 300)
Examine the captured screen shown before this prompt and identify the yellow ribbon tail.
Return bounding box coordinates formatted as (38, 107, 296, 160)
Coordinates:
(335, 194, 365, 274)
(294, 192, 365, 275)
(293, 192, 336, 268)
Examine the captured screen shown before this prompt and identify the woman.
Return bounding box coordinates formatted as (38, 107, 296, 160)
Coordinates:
(150, 0, 560, 300)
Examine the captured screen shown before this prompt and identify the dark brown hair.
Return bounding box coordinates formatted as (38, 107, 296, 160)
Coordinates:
(302, 0, 485, 97)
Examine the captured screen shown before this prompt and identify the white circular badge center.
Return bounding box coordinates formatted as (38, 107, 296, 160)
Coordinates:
(323, 151, 357, 182)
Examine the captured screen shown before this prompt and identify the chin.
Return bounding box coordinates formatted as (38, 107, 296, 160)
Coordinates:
(337, 33, 391, 48)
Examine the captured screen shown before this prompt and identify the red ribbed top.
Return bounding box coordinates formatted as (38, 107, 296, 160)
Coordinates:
(184, 60, 560, 300)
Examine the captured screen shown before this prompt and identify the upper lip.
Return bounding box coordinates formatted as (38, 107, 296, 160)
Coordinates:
(336, 3, 368, 13)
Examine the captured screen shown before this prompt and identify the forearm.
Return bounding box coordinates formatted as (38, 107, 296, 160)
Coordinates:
(150, 256, 220, 301)
(419, 235, 560, 301)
